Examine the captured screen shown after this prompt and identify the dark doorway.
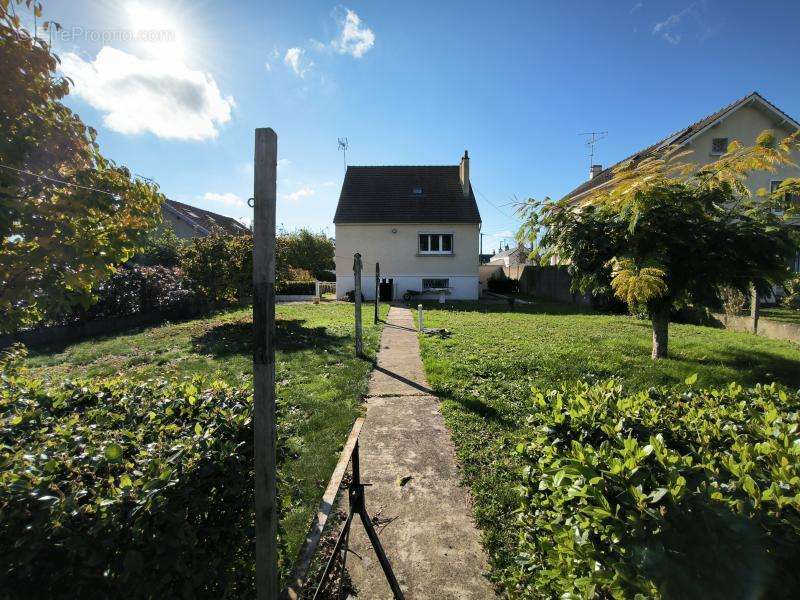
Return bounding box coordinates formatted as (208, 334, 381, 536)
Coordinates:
(379, 278, 393, 301)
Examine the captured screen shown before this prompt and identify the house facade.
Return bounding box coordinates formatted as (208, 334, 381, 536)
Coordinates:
(562, 91, 800, 272)
(333, 152, 482, 300)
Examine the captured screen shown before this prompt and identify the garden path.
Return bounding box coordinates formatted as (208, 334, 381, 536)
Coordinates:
(346, 305, 495, 599)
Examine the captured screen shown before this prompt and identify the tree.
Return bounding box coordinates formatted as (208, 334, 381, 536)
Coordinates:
(0, 1, 164, 332)
(279, 228, 335, 279)
(520, 131, 800, 359)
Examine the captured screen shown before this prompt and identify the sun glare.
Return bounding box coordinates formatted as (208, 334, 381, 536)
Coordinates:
(125, 1, 187, 62)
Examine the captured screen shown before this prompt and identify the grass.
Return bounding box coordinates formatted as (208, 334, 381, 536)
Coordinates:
(762, 306, 800, 324)
(415, 299, 800, 593)
(24, 301, 388, 574)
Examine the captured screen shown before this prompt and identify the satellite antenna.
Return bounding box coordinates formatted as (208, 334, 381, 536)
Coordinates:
(579, 131, 608, 171)
(337, 137, 349, 171)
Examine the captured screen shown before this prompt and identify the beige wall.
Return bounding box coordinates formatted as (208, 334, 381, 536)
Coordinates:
(334, 223, 479, 276)
(684, 103, 800, 195)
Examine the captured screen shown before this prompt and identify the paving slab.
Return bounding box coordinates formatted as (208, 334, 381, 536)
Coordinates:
(346, 306, 494, 599)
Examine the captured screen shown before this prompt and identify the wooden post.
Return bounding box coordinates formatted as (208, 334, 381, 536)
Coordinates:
(750, 283, 760, 334)
(354, 253, 363, 356)
(253, 127, 278, 600)
(418, 304, 423, 331)
(375, 262, 380, 324)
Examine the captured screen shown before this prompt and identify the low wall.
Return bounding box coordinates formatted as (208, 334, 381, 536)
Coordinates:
(713, 313, 800, 344)
(518, 265, 590, 306)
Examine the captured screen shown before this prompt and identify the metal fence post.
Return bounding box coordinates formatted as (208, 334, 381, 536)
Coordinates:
(375, 262, 380, 324)
(418, 304, 423, 331)
(354, 253, 363, 356)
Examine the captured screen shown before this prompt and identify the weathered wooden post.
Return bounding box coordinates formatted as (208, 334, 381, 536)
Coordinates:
(253, 127, 278, 600)
(354, 253, 363, 356)
(750, 284, 760, 334)
(375, 262, 380, 324)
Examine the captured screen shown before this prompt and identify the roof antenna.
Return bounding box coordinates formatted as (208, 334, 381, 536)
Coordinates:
(338, 137, 349, 172)
(579, 131, 608, 171)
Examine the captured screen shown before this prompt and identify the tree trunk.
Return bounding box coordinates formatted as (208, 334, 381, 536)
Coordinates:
(750, 284, 760, 334)
(650, 305, 669, 360)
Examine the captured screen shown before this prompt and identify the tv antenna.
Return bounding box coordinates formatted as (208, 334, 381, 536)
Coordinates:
(338, 137, 349, 171)
(579, 131, 608, 170)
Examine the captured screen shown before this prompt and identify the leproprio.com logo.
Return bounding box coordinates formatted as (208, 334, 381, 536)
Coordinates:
(55, 26, 176, 44)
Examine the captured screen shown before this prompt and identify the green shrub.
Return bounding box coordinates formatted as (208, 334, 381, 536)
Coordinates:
(276, 281, 316, 296)
(782, 274, 800, 309)
(0, 345, 291, 598)
(510, 379, 800, 599)
(179, 233, 255, 305)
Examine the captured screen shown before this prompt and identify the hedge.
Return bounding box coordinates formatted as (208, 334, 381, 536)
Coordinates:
(509, 379, 800, 598)
(276, 281, 316, 296)
(0, 345, 290, 598)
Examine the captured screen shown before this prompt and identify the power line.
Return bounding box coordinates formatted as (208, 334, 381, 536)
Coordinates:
(0, 163, 121, 198)
(475, 187, 517, 221)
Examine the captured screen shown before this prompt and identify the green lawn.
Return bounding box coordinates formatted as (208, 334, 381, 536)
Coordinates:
(762, 306, 800, 324)
(416, 300, 800, 594)
(24, 301, 387, 572)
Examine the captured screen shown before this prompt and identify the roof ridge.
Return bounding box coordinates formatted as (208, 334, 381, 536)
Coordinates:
(563, 91, 796, 201)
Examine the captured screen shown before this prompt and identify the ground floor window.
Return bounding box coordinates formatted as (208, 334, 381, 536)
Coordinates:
(419, 233, 453, 254)
(422, 278, 449, 289)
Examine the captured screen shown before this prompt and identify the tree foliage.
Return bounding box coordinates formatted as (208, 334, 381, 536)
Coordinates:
(0, 1, 164, 332)
(279, 228, 335, 279)
(519, 130, 800, 358)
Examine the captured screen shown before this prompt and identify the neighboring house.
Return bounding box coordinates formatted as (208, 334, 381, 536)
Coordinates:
(487, 244, 534, 280)
(333, 151, 482, 300)
(162, 199, 250, 239)
(562, 91, 800, 272)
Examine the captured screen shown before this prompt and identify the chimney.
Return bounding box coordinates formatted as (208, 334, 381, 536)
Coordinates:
(589, 164, 602, 180)
(459, 150, 470, 197)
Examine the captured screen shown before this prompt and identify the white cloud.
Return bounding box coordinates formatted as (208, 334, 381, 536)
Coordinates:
(60, 46, 234, 140)
(652, 5, 694, 44)
(277, 158, 292, 168)
(203, 192, 245, 207)
(280, 185, 315, 202)
(284, 47, 314, 77)
(332, 9, 375, 58)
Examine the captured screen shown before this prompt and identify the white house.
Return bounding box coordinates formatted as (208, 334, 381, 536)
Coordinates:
(334, 151, 482, 300)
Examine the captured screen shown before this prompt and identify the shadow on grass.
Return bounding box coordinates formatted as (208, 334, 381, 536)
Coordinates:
(192, 317, 348, 357)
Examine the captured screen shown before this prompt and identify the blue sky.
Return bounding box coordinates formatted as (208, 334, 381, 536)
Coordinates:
(36, 0, 800, 249)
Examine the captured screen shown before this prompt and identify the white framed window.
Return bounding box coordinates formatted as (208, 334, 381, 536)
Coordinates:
(422, 278, 449, 289)
(418, 233, 453, 255)
(711, 137, 729, 155)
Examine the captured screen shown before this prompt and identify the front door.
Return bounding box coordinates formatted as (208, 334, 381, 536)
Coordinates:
(379, 278, 393, 301)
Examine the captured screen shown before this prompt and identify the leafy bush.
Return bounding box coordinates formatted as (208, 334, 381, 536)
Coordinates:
(286, 267, 314, 282)
(276, 281, 316, 296)
(0, 345, 277, 598)
(510, 379, 800, 598)
(79, 265, 197, 320)
(782, 274, 800, 309)
(132, 227, 184, 267)
(720, 285, 748, 316)
(179, 233, 254, 305)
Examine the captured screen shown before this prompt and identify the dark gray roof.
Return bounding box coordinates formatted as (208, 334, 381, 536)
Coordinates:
(164, 199, 250, 236)
(333, 166, 481, 224)
(563, 91, 800, 202)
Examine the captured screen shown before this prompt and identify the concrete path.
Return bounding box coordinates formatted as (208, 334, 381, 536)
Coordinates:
(347, 306, 494, 599)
